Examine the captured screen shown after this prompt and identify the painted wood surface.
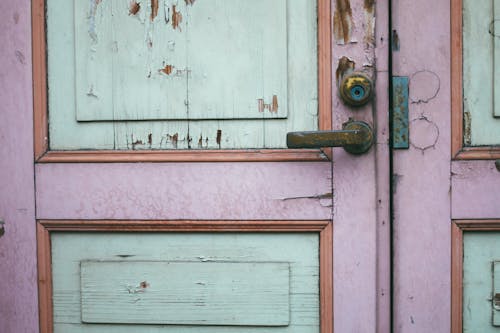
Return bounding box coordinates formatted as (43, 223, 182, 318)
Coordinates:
(75, 0, 287, 121)
(81, 261, 290, 325)
(51, 232, 319, 332)
(452, 160, 500, 219)
(46, 0, 318, 150)
(35, 162, 332, 220)
(463, 0, 500, 146)
(463, 232, 500, 332)
(0, 0, 39, 332)
(392, 0, 452, 331)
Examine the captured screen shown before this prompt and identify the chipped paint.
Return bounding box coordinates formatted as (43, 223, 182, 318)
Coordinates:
(168, 133, 179, 148)
(363, 0, 376, 46)
(160, 64, 174, 75)
(185, 0, 196, 5)
(129, 1, 140, 16)
(464, 111, 472, 146)
(172, 5, 182, 31)
(257, 96, 279, 113)
(88, 0, 102, 43)
(333, 0, 354, 45)
(216, 130, 222, 148)
(335, 56, 355, 84)
(151, 0, 159, 21)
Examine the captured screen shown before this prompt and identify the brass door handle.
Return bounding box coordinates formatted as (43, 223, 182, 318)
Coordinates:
(287, 120, 374, 155)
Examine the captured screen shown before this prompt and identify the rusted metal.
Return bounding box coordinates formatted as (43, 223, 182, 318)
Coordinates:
(339, 72, 373, 107)
(392, 76, 410, 149)
(287, 120, 374, 155)
(333, 0, 353, 44)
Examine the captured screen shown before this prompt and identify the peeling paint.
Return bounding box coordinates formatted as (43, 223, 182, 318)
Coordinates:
(335, 56, 355, 84)
(147, 133, 153, 146)
(333, 0, 354, 44)
(185, 0, 196, 5)
(257, 96, 279, 113)
(216, 130, 222, 148)
(363, 0, 376, 46)
(160, 64, 174, 75)
(464, 111, 472, 146)
(172, 5, 183, 31)
(151, 0, 159, 21)
(129, 1, 140, 16)
(168, 133, 179, 148)
(88, 0, 102, 43)
(198, 135, 203, 148)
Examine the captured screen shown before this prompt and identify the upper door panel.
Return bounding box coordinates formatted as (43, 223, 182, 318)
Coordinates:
(46, 0, 318, 150)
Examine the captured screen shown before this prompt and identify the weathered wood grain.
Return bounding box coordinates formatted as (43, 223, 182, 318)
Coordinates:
(81, 261, 290, 326)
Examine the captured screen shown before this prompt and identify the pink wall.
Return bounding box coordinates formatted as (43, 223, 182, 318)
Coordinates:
(0, 1, 39, 332)
(392, 0, 452, 331)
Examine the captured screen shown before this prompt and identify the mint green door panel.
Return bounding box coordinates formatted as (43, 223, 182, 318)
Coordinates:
(81, 261, 290, 326)
(74, 0, 287, 121)
(51, 233, 319, 332)
(463, 0, 500, 146)
(47, 0, 318, 150)
(463, 232, 500, 332)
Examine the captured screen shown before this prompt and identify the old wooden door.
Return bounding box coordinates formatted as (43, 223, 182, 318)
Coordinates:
(0, 0, 390, 332)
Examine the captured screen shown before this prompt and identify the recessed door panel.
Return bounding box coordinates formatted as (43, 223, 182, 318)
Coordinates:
(51, 232, 319, 332)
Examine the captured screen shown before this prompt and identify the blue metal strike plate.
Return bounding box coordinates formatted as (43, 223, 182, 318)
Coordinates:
(392, 77, 409, 149)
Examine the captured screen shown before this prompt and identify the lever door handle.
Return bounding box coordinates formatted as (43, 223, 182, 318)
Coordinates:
(287, 120, 374, 155)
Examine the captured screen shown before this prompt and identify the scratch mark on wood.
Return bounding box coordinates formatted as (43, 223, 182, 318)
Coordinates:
(333, 0, 354, 44)
(216, 130, 222, 148)
(279, 193, 333, 201)
(151, 0, 159, 21)
(335, 56, 355, 84)
(172, 5, 183, 30)
(129, 1, 140, 15)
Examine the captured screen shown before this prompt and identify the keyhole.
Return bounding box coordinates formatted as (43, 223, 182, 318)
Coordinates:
(350, 85, 365, 100)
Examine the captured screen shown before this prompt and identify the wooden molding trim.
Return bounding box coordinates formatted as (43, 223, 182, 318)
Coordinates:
(37, 219, 333, 333)
(32, 0, 333, 163)
(451, 219, 500, 333)
(451, 0, 500, 160)
(36, 149, 329, 163)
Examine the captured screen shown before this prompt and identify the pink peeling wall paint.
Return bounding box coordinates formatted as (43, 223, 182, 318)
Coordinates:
(35, 163, 332, 220)
(0, 1, 39, 333)
(392, 0, 451, 332)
